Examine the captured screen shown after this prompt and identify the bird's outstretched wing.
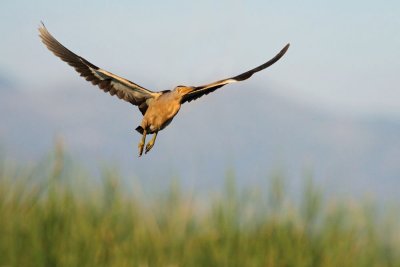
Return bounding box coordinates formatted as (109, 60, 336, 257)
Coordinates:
(181, 43, 290, 103)
(38, 23, 159, 114)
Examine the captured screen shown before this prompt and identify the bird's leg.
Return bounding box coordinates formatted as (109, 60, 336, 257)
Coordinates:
(145, 131, 158, 154)
(138, 129, 147, 157)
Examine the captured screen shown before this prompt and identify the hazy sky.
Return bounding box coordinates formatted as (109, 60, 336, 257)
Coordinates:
(1, 0, 400, 117)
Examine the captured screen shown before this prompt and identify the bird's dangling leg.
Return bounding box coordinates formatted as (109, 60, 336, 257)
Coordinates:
(138, 129, 147, 157)
(145, 131, 158, 154)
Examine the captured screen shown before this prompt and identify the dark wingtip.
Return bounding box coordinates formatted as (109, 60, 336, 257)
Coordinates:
(281, 43, 290, 55)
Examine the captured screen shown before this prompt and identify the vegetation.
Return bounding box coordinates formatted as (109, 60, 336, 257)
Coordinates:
(0, 148, 399, 266)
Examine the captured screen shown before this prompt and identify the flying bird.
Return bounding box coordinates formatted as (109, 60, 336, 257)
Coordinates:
(38, 23, 289, 156)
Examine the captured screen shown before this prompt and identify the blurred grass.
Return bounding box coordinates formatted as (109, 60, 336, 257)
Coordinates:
(0, 147, 399, 267)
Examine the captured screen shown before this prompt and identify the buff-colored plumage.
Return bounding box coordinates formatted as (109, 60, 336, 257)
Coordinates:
(39, 23, 289, 156)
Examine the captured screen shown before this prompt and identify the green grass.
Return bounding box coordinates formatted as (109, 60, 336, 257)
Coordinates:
(0, 149, 399, 266)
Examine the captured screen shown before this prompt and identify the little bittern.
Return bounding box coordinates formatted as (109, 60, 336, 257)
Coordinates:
(39, 23, 289, 156)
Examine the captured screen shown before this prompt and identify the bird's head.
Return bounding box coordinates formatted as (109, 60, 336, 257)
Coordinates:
(175, 85, 194, 95)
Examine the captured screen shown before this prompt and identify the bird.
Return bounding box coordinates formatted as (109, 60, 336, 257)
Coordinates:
(38, 23, 289, 156)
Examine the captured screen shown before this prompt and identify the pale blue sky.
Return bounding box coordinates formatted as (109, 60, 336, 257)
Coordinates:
(1, 0, 400, 117)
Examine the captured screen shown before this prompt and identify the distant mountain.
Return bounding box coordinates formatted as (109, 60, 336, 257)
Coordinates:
(1, 82, 399, 201)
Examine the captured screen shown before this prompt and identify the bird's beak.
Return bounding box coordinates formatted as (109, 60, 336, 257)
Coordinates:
(178, 86, 194, 95)
(183, 86, 194, 95)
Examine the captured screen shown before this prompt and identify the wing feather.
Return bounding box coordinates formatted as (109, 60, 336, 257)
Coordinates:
(182, 44, 290, 103)
(38, 23, 159, 112)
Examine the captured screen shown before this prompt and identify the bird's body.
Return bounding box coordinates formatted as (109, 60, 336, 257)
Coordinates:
(139, 89, 183, 134)
(38, 23, 289, 156)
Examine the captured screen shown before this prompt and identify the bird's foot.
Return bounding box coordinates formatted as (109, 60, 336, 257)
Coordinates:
(138, 142, 145, 157)
(145, 141, 155, 154)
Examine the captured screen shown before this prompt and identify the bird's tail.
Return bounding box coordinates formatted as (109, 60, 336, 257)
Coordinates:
(135, 126, 144, 134)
